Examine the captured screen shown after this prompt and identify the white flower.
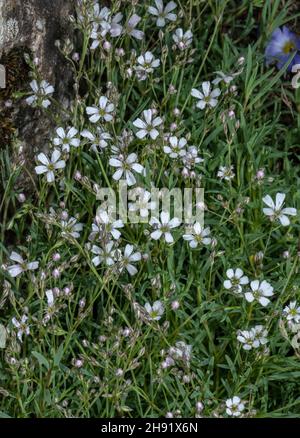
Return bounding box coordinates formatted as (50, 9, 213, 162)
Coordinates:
(35, 149, 66, 183)
(135, 51, 160, 81)
(12, 315, 30, 342)
(92, 242, 115, 267)
(7, 252, 39, 278)
(244, 280, 274, 307)
(26, 79, 54, 108)
(182, 146, 204, 169)
(133, 109, 163, 140)
(217, 165, 235, 181)
(95, 209, 124, 239)
(128, 189, 156, 218)
(53, 127, 80, 152)
(237, 329, 259, 350)
(124, 14, 144, 40)
(109, 12, 123, 37)
(172, 28, 193, 50)
(225, 396, 245, 417)
(150, 211, 180, 243)
(262, 193, 297, 226)
(46, 289, 55, 309)
(120, 244, 141, 276)
(148, 0, 177, 28)
(163, 136, 187, 158)
(212, 71, 235, 85)
(145, 300, 165, 320)
(183, 223, 211, 248)
(237, 325, 268, 350)
(191, 81, 221, 109)
(61, 217, 83, 239)
(91, 4, 110, 29)
(283, 301, 300, 324)
(252, 325, 268, 346)
(109, 153, 144, 186)
(86, 96, 114, 123)
(223, 268, 249, 294)
(170, 341, 192, 362)
(90, 8, 123, 40)
(81, 127, 111, 152)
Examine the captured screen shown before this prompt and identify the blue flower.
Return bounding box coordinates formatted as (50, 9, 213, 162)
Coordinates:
(265, 26, 300, 71)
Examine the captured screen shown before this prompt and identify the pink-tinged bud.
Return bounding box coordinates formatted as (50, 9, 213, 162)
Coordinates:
(116, 48, 125, 57)
(170, 122, 177, 131)
(52, 268, 60, 279)
(182, 167, 189, 178)
(196, 401, 204, 413)
(72, 52, 80, 62)
(74, 170, 82, 181)
(79, 298, 86, 309)
(52, 253, 61, 262)
(171, 300, 180, 310)
(165, 412, 174, 418)
(103, 41, 111, 51)
(74, 359, 83, 368)
(64, 287, 71, 296)
(283, 250, 290, 259)
(61, 210, 69, 220)
(256, 168, 265, 180)
(17, 193, 26, 203)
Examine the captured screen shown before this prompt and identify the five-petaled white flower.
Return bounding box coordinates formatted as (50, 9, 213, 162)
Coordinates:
(81, 127, 111, 152)
(7, 251, 39, 278)
(148, 0, 177, 28)
(92, 242, 115, 267)
(53, 127, 80, 152)
(183, 223, 211, 248)
(182, 146, 204, 169)
(150, 211, 180, 243)
(237, 325, 268, 350)
(128, 188, 156, 218)
(164, 136, 187, 158)
(244, 280, 274, 307)
(217, 165, 235, 181)
(237, 329, 259, 350)
(283, 301, 300, 324)
(95, 209, 124, 239)
(172, 28, 193, 50)
(119, 244, 141, 276)
(135, 51, 160, 81)
(223, 268, 249, 294)
(35, 149, 66, 183)
(133, 109, 163, 140)
(191, 81, 221, 109)
(12, 315, 30, 342)
(262, 193, 297, 226)
(225, 396, 245, 417)
(109, 153, 144, 186)
(145, 300, 165, 320)
(61, 217, 83, 239)
(26, 79, 54, 108)
(86, 96, 114, 123)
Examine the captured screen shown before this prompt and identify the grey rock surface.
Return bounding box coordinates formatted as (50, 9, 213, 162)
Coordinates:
(0, 0, 75, 165)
